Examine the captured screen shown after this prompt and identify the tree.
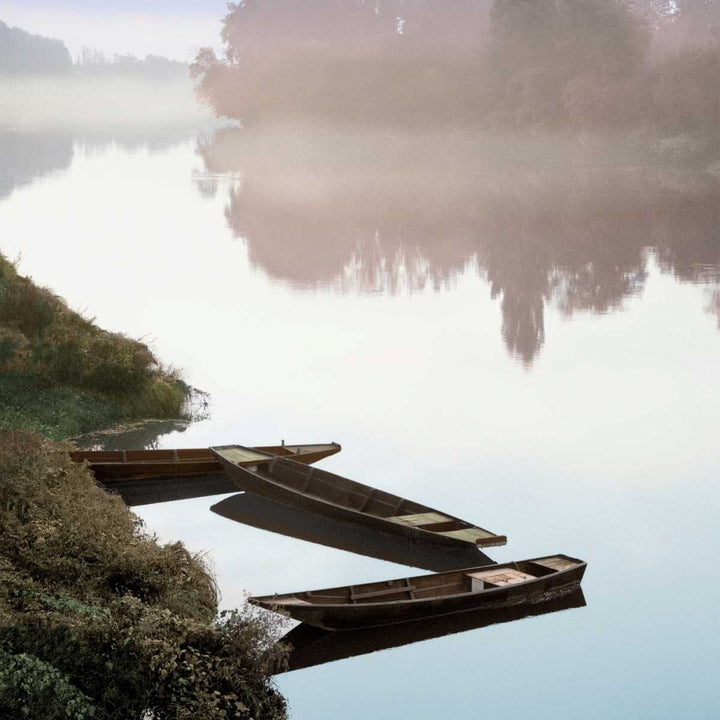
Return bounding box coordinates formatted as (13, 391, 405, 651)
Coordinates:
(0, 22, 72, 75)
(192, 0, 492, 124)
(485, 0, 649, 129)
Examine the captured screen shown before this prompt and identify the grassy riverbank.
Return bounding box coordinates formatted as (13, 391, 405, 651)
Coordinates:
(0, 242, 289, 716)
(0, 252, 191, 438)
(0, 430, 288, 718)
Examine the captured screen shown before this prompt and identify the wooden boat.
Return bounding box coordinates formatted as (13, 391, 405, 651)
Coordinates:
(69, 442, 341, 481)
(211, 445, 507, 550)
(251, 555, 586, 630)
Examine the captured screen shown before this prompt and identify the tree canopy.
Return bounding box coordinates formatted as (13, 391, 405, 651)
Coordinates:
(0, 22, 72, 75)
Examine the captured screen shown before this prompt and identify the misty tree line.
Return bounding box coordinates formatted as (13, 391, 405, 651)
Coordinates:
(193, 0, 720, 138)
(0, 21, 185, 77)
(0, 22, 71, 75)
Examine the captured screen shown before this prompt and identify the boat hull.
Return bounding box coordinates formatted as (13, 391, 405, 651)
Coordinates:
(252, 556, 586, 630)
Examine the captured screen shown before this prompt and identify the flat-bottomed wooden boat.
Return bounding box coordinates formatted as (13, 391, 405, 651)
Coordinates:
(70, 442, 341, 481)
(211, 445, 506, 551)
(251, 554, 586, 630)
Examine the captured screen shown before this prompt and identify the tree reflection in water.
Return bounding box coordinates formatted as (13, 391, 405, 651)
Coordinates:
(196, 128, 720, 365)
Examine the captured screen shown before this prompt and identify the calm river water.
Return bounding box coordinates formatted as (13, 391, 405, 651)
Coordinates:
(1, 127, 719, 718)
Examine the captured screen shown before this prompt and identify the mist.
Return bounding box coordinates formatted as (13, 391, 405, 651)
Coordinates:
(0, 74, 216, 133)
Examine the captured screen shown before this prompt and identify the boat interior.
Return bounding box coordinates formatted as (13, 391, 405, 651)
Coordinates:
(263, 457, 428, 517)
(275, 557, 579, 606)
(260, 458, 501, 541)
(70, 449, 215, 463)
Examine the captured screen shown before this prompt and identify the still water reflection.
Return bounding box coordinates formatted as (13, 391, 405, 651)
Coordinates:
(198, 128, 720, 364)
(211, 492, 493, 571)
(283, 587, 586, 673)
(1, 126, 719, 718)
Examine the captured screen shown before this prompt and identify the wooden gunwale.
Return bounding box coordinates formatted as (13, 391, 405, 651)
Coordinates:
(211, 445, 507, 551)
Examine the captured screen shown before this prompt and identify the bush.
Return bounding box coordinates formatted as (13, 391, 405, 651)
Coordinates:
(0, 431, 288, 719)
(0, 651, 96, 720)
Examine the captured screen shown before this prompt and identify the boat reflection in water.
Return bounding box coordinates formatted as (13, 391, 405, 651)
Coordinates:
(211, 492, 493, 571)
(280, 587, 586, 673)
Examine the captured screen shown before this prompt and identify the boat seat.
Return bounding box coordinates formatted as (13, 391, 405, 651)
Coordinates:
(387, 512, 452, 527)
(438, 527, 491, 541)
(532, 556, 576, 571)
(439, 528, 507, 547)
(218, 447, 272, 464)
(466, 568, 535, 591)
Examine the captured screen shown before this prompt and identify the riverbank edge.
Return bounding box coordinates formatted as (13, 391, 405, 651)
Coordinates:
(0, 251, 198, 440)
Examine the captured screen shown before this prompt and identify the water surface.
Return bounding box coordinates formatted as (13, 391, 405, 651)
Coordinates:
(1, 126, 718, 719)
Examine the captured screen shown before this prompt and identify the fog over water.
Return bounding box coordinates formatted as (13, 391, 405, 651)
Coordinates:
(2, 1, 720, 717)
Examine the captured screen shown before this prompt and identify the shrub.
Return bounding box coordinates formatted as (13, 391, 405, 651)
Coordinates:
(0, 651, 96, 720)
(0, 430, 288, 718)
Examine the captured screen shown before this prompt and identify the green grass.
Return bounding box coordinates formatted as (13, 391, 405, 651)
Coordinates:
(0, 371, 121, 439)
(0, 252, 193, 437)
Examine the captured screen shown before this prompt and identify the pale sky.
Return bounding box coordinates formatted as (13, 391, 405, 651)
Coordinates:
(0, 2, 226, 61)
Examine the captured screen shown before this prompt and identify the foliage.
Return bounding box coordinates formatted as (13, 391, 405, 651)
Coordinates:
(0, 253, 191, 437)
(0, 430, 288, 719)
(0, 20, 72, 75)
(0, 651, 96, 720)
(649, 45, 720, 136)
(0, 372, 121, 439)
(484, 0, 649, 130)
(0, 328, 28, 369)
(192, 0, 720, 161)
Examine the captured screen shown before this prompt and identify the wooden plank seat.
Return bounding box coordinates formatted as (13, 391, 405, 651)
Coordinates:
(387, 512, 453, 527)
(531, 556, 578, 572)
(466, 568, 536, 591)
(220, 447, 272, 464)
(438, 527, 497, 542)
